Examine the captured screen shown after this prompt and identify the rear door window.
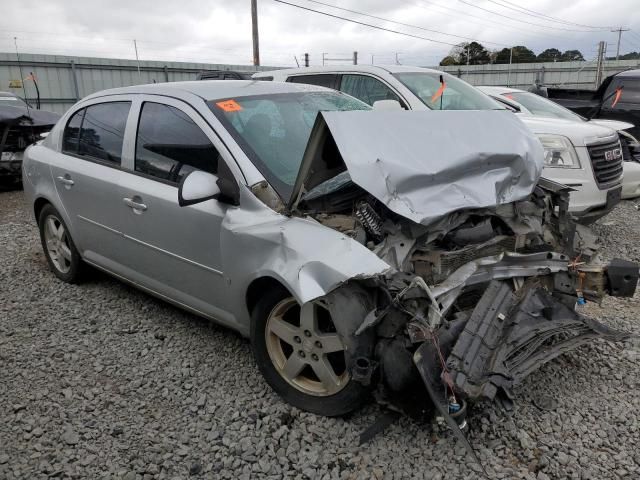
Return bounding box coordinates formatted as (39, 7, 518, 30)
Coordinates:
(78, 102, 131, 165)
(288, 74, 339, 89)
(339, 74, 401, 106)
(135, 102, 219, 184)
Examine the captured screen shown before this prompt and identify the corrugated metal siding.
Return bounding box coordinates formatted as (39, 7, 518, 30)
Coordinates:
(3, 52, 640, 114)
(0, 52, 281, 113)
(436, 59, 640, 89)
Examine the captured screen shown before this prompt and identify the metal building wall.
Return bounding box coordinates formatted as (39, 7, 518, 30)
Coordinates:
(0, 52, 280, 114)
(436, 59, 640, 89)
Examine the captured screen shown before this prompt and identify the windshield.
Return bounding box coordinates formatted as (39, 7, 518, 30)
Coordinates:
(0, 94, 28, 108)
(506, 92, 581, 121)
(210, 91, 369, 201)
(394, 72, 503, 110)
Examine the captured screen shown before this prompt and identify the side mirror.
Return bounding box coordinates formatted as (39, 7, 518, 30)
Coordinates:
(372, 99, 403, 111)
(178, 171, 221, 207)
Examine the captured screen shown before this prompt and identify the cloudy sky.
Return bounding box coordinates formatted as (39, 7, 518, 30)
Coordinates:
(1, 0, 640, 67)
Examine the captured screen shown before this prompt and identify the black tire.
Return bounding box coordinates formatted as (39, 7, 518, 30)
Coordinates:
(250, 287, 369, 416)
(38, 204, 84, 283)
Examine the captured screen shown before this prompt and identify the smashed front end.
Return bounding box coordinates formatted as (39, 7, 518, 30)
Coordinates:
(0, 105, 60, 181)
(288, 110, 639, 431)
(308, 179, 636, 426)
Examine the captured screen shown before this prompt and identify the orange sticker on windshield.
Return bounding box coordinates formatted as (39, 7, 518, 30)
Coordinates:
(216, 99, 242, 112)
(431, 82, 447, 102)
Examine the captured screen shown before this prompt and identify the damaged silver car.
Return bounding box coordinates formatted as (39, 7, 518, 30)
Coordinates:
(23, 81, 638, 431)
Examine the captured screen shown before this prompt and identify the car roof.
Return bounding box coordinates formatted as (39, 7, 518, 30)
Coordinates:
(253, 65, 444, 77)
(82, 80, 331, 102)
(477, 86, 526, 95)
(615, 69, 640, 78)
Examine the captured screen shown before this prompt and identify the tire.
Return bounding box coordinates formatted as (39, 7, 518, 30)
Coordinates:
(250, 287, 369, 416)
(38, 204, 84, 283)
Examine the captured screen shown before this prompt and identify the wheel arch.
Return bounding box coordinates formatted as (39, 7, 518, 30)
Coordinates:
(33, 196, 51, 222)
(245, 276, 291, 317)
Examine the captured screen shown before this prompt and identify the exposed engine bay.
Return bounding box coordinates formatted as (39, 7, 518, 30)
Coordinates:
(296, 176, 637, 449)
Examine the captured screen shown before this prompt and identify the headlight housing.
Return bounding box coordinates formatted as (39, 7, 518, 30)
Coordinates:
(537, 135, 580, 168)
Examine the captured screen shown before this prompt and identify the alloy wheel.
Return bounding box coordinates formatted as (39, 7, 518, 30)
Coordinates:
(265, 298, 349, 396)
(43, 215, 72, 274)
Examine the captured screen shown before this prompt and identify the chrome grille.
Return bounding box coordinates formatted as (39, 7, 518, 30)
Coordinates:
(587, 139, 623, 189)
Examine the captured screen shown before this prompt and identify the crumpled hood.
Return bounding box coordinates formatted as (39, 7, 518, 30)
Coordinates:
(292, 110, 544, 226)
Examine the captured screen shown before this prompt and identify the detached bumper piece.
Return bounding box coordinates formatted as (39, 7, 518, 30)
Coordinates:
(443, 281, 630, 407)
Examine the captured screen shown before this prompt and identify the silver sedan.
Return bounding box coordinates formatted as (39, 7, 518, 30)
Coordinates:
(22, 80, 637, 425)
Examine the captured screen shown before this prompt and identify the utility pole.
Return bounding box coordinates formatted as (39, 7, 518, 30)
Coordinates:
(251, 0, 260, 66)
(611, 27, 629, 60)
(133, 39, 141, 80)
(595, 40, 606, 87)
(507, 47, 513, 87)
(353, 51, 358, 65)
(466, 43, 470, 65)
(395, 52, 400, 65)
(304, 53, 309, 67)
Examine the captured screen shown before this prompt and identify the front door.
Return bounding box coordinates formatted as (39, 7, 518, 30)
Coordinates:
(117, 98, 232, 323)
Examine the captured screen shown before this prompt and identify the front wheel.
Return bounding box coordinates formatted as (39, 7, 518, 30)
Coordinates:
(250, 288, 369, 416)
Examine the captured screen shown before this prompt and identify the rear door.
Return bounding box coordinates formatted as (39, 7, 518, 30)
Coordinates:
(48, 98, 134, 273)
(117, 96, 236, 321)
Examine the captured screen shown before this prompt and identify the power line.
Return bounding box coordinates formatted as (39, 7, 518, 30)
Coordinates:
(400, 0, 575, 43)
(483, 0, 613, 30)
(302, 0, 510, 47)
(456, 0, 612, 33)
(271, 0, 459, 47)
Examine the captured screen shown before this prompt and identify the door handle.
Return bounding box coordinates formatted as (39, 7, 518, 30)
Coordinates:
(56, 175, 74, 186)
(123, 197, 148, 212)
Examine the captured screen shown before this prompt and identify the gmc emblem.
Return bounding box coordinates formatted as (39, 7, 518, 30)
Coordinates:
(604, 148, 622, 161)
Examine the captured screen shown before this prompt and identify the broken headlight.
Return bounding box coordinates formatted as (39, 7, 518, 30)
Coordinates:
(537, 135, 580, 168)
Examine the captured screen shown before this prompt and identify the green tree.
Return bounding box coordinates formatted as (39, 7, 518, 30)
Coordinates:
(494, 46, 536, 64)
(440, 41, 490, 65)
(618, 51, 640, 60)
(459, 41, 491, 65)
(537, 48, 562, 62)
(561, 50, 585, 61)
(439, 55, 457, 66)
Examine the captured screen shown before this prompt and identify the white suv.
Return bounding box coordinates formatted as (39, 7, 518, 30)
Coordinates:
(478, 86, 640, 201)
(254, 66, 624, 222)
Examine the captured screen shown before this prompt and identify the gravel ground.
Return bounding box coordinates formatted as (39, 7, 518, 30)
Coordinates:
(1, 188, 639, 480)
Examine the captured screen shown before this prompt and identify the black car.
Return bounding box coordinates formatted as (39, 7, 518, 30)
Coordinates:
(0, 91, 60, 185)
(542, 70, 640, 139)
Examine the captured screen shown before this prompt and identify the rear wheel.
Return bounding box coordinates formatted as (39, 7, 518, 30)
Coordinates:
(250, 288, 368, 416)
(38, 204, 83, 283)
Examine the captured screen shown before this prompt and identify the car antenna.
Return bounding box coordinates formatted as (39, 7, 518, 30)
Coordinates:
(13, 36, 37, 147)
(13, 37, 32, 119)
(431, 75, 446, 110)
